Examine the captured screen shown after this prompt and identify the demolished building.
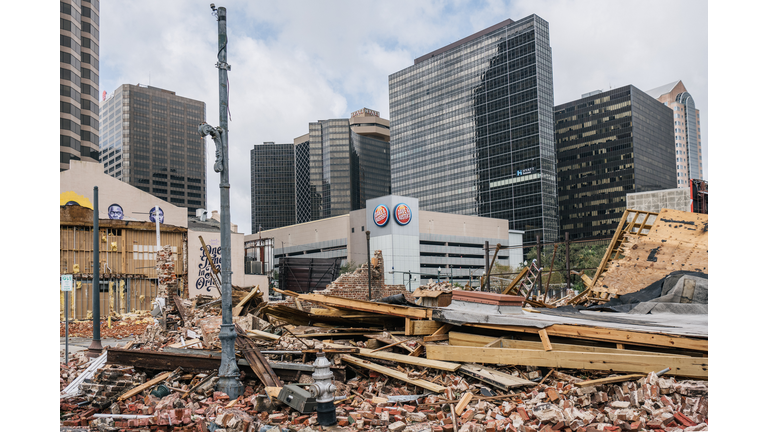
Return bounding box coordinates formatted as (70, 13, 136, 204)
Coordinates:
(59, 207, 708, 431)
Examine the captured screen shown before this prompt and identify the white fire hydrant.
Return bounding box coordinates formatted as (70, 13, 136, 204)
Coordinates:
(308, 351, 337, 425)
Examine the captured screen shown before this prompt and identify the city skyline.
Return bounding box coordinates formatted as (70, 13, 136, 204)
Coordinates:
(80, 1, 705, 234)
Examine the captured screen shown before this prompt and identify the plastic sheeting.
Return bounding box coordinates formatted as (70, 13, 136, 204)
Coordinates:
(559, 271, 708, 315)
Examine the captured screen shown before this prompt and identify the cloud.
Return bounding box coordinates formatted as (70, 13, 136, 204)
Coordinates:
(99, 0, 708, 234)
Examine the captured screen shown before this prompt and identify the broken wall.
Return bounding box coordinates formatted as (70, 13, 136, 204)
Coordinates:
(593, 208, 708, 297)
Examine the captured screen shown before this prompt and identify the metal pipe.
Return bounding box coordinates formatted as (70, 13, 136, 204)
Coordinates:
(365, 231, 371, 300)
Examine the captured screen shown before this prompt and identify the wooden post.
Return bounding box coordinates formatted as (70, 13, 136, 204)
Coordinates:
(565, 232, 571, 292)
(536, 236, 542, 296)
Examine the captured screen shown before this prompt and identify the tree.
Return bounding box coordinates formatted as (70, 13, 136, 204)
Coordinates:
(523, 241, 608, 293)
(339, 260, 361, 275)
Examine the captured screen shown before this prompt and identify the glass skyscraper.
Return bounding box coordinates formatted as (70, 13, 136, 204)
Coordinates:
(251, 110, 391, 233)
(389, 16, 558, 244)
(555, 85, 677, 240)
(99, 84, 207, 217)
(251, 142, 297, 233)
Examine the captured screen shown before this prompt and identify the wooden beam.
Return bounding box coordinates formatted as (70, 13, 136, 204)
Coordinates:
(408, 344, 425, 357)
(247, 329, 281, 341)
(369, 339, 407, 353)
(462, 323, 708, 352)
(448, 331, 689, 357)
(340, 355, 446, 393)
(297, 293, 431, 319)
(574, 374, 646, 387)
(500, 267, 529, 295)
(425, 345, 707, 379)
(326, 342, 460, 371)
(424, 334, 450, 342)
(538, 329, 553, 351)
(118, 371, 172, 401)
(458, 364, 535, 390)
(483, 337, 504, 348)
(408, 320, 443, 335)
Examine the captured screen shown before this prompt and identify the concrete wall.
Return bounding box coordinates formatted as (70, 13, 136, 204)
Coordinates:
(61, 161, 188, 228)
(626, 188, 692, 214)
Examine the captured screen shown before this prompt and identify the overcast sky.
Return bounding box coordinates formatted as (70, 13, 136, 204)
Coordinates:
(95, 0, 708, 235)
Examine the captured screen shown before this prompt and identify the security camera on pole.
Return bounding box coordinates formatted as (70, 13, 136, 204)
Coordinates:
(199, 3, 243, 400)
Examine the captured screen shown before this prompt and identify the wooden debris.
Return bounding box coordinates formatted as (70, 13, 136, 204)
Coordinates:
(340, 355, 446, 393)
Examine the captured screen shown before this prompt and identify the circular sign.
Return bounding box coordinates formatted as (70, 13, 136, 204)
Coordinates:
(394, 203, 412, 226)
(373, 204, 390, 227)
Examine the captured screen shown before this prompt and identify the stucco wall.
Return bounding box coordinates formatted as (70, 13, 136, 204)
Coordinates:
(61, 161, 188, 228)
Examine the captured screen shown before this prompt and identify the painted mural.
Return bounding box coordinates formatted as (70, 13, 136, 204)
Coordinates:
(195, 237, 221, 294)
(60, 191, 94, 209)
(108, 203, 124, 220)
(149, 207, 165, 224)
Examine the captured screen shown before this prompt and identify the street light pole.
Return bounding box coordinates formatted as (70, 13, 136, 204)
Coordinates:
(199, 3, 242, 400)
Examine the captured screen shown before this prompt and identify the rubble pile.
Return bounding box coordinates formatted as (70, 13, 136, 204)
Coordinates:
(60, 315, 155, 339)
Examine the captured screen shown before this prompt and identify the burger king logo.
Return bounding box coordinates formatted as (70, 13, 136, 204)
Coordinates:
(394, 203, 412, 226)
(373, 204, 389, 227)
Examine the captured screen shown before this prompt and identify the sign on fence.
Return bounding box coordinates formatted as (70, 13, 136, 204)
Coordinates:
(61, 274, 73, 292)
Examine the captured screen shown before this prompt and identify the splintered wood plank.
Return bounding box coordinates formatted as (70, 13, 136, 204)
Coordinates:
(426, 345, 707, 379)
(574, 374, 646, 387)
(458, 364, 535, 390)
(340, 355, 447, 393)
(118, 371, 172, 401)
(455, 392, 474, 415)
(424, 334, 450, 342)
(538, 329, 553, 351)
(326, 342, 460, 371)
(233, 286, 261, 316)
(297, 293, 431, 319)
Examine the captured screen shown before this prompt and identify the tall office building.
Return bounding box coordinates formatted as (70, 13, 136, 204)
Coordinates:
(555, 85, 676, 240)
(60, 0, 100, 171)
(99, 84, 207, 217)
(644, 81, 703, 187)
(389, 16, 559, 245)
(250, 109, 391, 233)
(250, 142, 297, 233)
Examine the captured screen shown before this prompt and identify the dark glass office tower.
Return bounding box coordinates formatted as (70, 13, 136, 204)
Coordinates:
(251, 110, 391, 232)
(389, 16, 558, 244)
(555, 85, 676, 240)
(251, 142, 297, 233)
(99, 84, 207, 217)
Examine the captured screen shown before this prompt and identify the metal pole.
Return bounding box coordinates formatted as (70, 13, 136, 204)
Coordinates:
(65, 291, 69, 364)
(565, 232, 571, 292)
(87, 186, 103, 358)
(536, 235, 542, 296)
(154, 205, 161, 250)
(484, 241, 490, 292)
(365, 231, 371, 300)
(198, 4, 242, 399)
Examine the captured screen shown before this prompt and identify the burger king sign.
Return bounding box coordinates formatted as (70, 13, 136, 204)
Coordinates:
(373, 204, 390, 227)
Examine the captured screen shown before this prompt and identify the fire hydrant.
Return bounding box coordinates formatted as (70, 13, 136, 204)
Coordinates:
(308, 351, 337, 426)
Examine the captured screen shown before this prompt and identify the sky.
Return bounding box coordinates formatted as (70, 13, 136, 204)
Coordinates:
(95, 0, 708, 235)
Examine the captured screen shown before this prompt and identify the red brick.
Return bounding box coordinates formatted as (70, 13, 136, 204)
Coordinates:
(673, 412, 696, 427)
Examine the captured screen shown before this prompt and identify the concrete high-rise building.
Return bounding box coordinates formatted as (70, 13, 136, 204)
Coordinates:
(250, 109, 390, 234)
(554, 85, 676, 240)
(389, 16, 559, 245)
(60, 0, 100, 171)
(644, 81, 703, 187)
(99, 84, 206, 217)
